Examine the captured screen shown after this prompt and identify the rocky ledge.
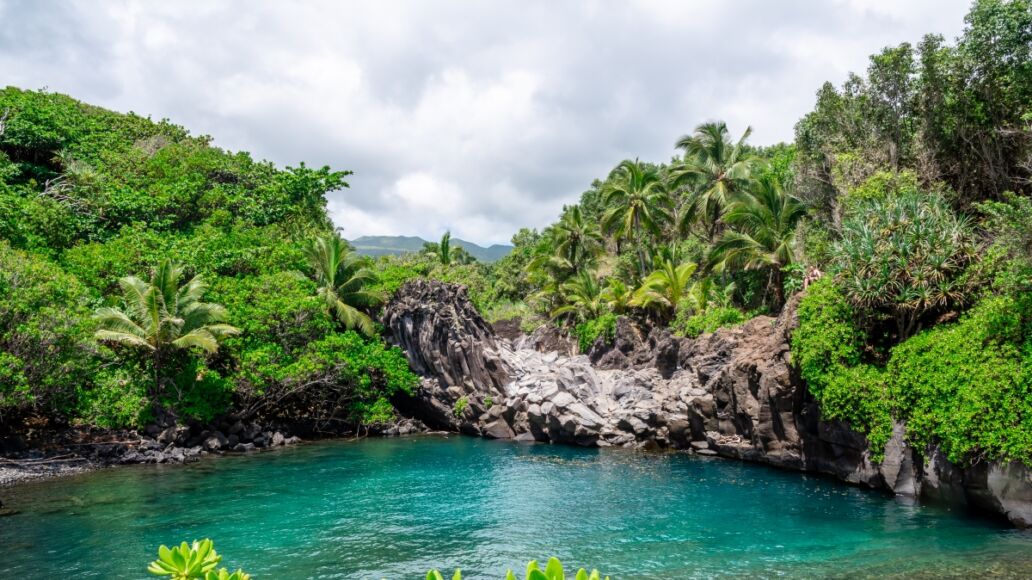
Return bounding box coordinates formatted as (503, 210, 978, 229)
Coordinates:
(0, 418, 304, 487)
(385, 279, 1032, 528)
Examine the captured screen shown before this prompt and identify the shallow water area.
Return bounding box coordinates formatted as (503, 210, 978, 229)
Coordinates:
(2, 436, 1031, 578)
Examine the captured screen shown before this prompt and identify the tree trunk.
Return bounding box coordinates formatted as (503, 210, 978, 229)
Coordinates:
(772, 267, 785, 311)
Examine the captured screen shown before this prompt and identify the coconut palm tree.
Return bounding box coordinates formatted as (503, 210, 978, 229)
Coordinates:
(707, 175, 807, 308)
(93, 260, 239, 397)
(550, 270, 605, 322)
(305, 234, 381, 335)
(670, 121, 757, 242)
(602, 159, 673, 276)
(631, 259, 698, 322)
(554, 205, 604, 273)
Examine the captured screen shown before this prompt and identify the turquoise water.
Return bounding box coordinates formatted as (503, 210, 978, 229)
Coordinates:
(1, 436, 1031, 579)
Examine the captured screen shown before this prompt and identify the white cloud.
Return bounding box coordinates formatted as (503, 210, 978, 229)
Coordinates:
(0, 0, 971, 244)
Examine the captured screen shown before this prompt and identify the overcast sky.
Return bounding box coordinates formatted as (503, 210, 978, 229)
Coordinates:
(1, 1, 971, 245)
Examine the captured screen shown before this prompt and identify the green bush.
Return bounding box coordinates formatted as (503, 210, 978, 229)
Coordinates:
(0, 242, 98, 422)
(791, 278, 864, 384)
(574, 313, 617, 353)
(147, 543, 605, 580)
(793, 277, 1032, 464)
(888, 295, 1032, 464)
(673, 306, 749, 338)
(792, 278, 894, 455)
(453, 396, 470, 418)
(75, 368, 150, 428)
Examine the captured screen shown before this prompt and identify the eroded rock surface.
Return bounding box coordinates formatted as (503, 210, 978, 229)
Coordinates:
(384, 280, 1032, 527)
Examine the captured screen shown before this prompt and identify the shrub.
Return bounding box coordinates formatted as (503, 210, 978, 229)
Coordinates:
(234, 330, 418, 427)
(0, 242, 98, 423)
(75, 368, 151, 428)
(673, 306, 749, 338)
(453, 396, 469, 418)
(792, 278, 894, 455)
(791, 278, 864, 384)
(574, 313, 617, 353)
(888, 295, 1032, 464)
(792, 277, 1032, 463)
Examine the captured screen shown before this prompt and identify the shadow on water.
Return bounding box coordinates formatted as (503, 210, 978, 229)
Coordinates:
(1, 435, 1031, 579)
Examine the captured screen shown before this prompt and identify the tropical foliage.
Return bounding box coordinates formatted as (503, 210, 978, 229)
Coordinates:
(0, 87, 414, 431)
(93, 261, 239, 401)
(2, 0, 1031, 469)
(305, 234, 380, 335)
(147, 540, 250, 580)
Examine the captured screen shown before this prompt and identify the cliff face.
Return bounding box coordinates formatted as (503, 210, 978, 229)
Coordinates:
(384, 280, 1032, 528)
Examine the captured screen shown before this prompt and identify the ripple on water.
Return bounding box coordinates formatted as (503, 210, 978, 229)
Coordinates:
(1, 436, 1031, 579)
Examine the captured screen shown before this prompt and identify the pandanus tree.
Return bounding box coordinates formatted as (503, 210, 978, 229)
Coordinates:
(707, 175, 808, 309)
(631, 259, 698, 322)
(670, 121, 757, 242)
(601, 159, 673, 277)
(831, 190, 977, 340)
(93, 260, 239, 398)
(305, 234, 381, 336)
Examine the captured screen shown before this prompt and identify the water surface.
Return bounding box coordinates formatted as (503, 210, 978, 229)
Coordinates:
(2, 436, 1030, 578)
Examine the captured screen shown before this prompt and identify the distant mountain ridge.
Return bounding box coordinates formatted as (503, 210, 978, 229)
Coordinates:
(349, 235, 513, 262)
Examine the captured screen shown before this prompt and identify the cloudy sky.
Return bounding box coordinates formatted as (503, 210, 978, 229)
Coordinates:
(1, 1, 971, 245)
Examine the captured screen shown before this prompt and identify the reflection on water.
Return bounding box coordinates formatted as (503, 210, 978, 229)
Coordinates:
(1, 436, 1030, 579)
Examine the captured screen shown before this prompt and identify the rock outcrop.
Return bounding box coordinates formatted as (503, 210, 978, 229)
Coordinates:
(385, 280, 1032, 527)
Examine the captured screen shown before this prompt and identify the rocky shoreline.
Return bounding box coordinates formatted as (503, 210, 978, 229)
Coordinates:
(384, 279, 1032, 528)
(5, 279, 1030, 530)
(1, 420, 307, 488)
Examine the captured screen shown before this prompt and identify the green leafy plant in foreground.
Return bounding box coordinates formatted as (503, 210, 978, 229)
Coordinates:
(147, 539, 250, 580)
(428, 556, 609, 580)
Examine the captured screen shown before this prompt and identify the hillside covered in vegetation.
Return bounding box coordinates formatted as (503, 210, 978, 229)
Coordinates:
(1, 0, 1030, 471)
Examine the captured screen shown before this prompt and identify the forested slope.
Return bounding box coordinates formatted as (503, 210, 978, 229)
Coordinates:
(0, 87, 416, 433)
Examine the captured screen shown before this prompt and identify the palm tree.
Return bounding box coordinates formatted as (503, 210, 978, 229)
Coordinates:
(554, 205, 604, 273)
(681, 277, 737, 317)
(93, 261, 239, 397)
(670, 121, 757, 242)
(550, 270, 605, 322)
(438, 231, 453, 266)
(602, 159, 673, 277)
(631, 259, 698, 322)
(707, 175, 807, 308)
(601, 278, 634, 314)
(305, 234, 381, 335)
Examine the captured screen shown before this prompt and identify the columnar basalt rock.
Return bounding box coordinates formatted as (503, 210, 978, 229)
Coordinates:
(385, 281, 1032, 527)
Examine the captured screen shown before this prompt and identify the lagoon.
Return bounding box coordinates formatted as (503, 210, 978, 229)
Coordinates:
(2, 436, 1030, 578)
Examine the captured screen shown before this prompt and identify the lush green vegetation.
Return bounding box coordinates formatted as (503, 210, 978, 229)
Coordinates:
(2, 0, 1030, 468)
(482, 0, 1031, 465)
(0, 86, 416, 431)
(785, 0, 1032, 464)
